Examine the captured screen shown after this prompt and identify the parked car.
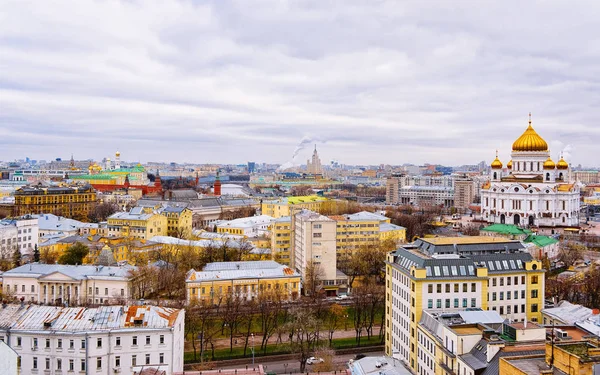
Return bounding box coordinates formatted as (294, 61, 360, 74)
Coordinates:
(307, 357, 324, 365)
(336, 294, 348, 300)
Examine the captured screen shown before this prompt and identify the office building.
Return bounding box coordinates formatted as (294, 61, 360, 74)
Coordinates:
(13, 185, 97, 220)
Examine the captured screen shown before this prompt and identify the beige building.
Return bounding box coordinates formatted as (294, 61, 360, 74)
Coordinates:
(453, 176, 475, 212)
(2, 264, 136, 305)
(386, 174, 408, 204)
(292, 210, 346, 296)
(573, 170, 600, 184)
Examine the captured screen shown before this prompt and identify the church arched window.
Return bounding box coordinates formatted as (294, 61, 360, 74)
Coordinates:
(546, 173, 550, 181)
(559, 172, 563, 180)
(493, 172, 497, 180)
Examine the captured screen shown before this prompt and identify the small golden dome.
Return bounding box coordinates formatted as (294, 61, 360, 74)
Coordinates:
(556, 157, 568, 170)
(507, 160, 513, 169)
(512, 114, 548, 152)
(116, 151, 121, 157)
(543, 157, 556, 170)
(491, 151, 503, 169)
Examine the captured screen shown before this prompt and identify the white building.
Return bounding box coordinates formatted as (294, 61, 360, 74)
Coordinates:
(216, 214, 275, 237)
(481, 115, 580, 228)
(2, 264, 136, 305)
(0, 215, 39, 260)
(0, 304, 184, 375)
(0, 340, 18, 375)
(397, 185, 454, 207)
(36, 213, 98, 241)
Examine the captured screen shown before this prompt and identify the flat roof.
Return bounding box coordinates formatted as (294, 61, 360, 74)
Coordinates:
(452, 326, 484, 335)
(422, 236, 518, 245)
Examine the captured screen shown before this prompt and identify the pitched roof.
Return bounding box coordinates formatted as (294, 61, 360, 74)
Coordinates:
(3, 263, 135, 280)
(524, 234, 559, 247)
(186, 261, 299, 282)
(481, 224, 532, 236)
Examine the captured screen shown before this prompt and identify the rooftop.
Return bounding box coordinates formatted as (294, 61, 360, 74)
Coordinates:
(3, 263, 135, 280)
(186, 261, 300, 283)
(423, 236, 520, 245)
(0, 304, 181, 332)
(542, 301, 595, 325)
(348, 356, 412, 375)
(217, 215, 275, 229)
(481, 223, 533, 236)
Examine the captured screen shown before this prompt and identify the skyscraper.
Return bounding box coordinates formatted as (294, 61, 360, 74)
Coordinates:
(306, 145, 323, 176)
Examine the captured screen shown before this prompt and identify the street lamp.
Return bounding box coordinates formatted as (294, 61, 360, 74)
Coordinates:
(251, 333, 255, 365)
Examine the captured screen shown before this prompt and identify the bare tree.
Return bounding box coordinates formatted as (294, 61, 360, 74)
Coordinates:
(303, 261, 325, 298)
(286, 309, 322, 373)
(556, 241, 585, 268)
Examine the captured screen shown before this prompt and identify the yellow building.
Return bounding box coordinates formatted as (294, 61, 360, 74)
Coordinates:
(13, 185, 97, 220)
(379, 222, 406, 243)
(385, 236, 545, 372)
(161, 206, 193, 238)
(271, 216, 292, 265)
(261, 195, 328, 218)
(106, 206, 167, 240)
(186, 260, 301, 304)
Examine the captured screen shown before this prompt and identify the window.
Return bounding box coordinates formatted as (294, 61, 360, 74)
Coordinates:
(492, 292, 497, 301)
(89, 287, 92, 294)
(532, 276, 538, 284)
(132, 355, 137, 366)
(57, 339, 62, 348)
(121, 288, 125, 296)
(17, 337, 21, 346)
(471, 283, 476, 292)
(116, 337, 121, 346)
(104, 288, 108, 295)
(532, 304, 539, 313)
(521, 276, 526, 284)
(46, 338, 50, 348)
(97, 338, 102, 348)
(500, 277, 504, 286)
(145, 354, 150, 365)
(97, 357, 102, 369)
(436, 299, 442, 308)
(445, 284, 450, 293)
(454, 284, 459, 293)
(313, 232, 322, 238)
(159, 353, 164, 364)
(428, 299, 433, 308)
(69, 339, 74, 349)
(159, 335, 165, 344)
(500, 292, 504, 300)
(115, 356, 120, 367)
(146, 336, 151, 345)
(57, 358, 62, 370)
(132, 336, 138, 346)
(507, 277, 511, 286)
(462, 283, 467, 293)
(514, 291, 518, 299)
(428, 284, 433, 293)
(454, 298, 459, 308)
(22, 285, 25, 292)
(437, 284, 442, 293)
(507, 292, 511, 300)
(69, 360, 74, 371)
(471, 298, 476, 308)
(462, 298, 467, 308)
(521, 290, 526, 299)
(492, 278, 496, 287)
(81, 339, 86, 349)
(313, 224, 322, 229)
(531, 290, 538, 298)
(445, 299, 450, 308)
(81, 359, 86, 372)
(33, 357, 38, 369)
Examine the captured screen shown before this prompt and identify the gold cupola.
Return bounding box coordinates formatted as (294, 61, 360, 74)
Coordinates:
(507, 160, 513, 169)
(512, 113, 548, 152)
(491, 150, 503, 169)
(543, 157, 556, 169)
(556, 155, 569, 170)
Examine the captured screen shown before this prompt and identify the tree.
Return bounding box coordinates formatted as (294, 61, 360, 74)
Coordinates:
(326, 303, 345, 346)
(58, 242, 89, 265)
(556, 241, 585, 268)
(33, 244, 40, 262)
(128, 264, 157, 299)
(311, 347, 336, 372)
(303, 261, 324, 298)
(88, 202, 119, 223)
(286, 309, 322, 373)
(12, 248, 21, 268)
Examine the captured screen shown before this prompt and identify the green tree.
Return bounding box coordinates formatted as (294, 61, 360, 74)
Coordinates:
(12, 248, 21, 268)
(59, 242, 89, 265)
(33, 244, 40, 262)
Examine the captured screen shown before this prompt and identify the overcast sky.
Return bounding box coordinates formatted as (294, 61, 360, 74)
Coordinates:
(1, 1, 599, 167)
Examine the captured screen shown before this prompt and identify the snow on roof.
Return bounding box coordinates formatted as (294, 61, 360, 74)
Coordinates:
(542, 301, 595, 325)
(151, 236, 254, 250)
(217, 215, 275, 229)
(35, 214, 93, 232)
(380, 223, 406, 232)
(187, 261, 299, 283)
(345, 211, 389, 222)
(3, 263, 136, 281)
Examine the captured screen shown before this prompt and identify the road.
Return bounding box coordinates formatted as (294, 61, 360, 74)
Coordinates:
(218, 350, 384, 374)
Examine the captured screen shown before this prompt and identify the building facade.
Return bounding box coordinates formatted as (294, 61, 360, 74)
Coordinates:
(0, 304, 184, 375)
(481, 116, 581, 228)
(106, 206, 168, 240)
(0, 215, 39, 260)
(271, 216, 292, 265)
(385, 236, 545, 372)
(453, 176, 475, 213)
(306, 145, 323, 176)
(2, 264, 136, 305)
(13, 185, 97, 219)
(186, 260, 301, 304)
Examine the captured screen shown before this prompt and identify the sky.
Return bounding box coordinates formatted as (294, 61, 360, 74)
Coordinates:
(1, 0, 599, 167)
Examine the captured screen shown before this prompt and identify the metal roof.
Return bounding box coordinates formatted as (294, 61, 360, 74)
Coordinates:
(3, 263, 135, 280)
(187, 261, 299, 283)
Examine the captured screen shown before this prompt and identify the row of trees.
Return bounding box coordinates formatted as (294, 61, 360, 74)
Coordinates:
(184, 278, 385, 372)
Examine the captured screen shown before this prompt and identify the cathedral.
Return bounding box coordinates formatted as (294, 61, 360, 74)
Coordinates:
(481, 115, 580, 228)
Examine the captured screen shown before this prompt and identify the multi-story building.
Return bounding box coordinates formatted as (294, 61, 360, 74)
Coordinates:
(386, 174, 408, 204)
(481, 115, 580, 228)
(162, 206, 193, 238)
(261, 195, 328, 219)
(0, 215, 39, 260)
(271, 216, 292, 265)
(185, 260, 301, 304)
(0, 304, 184, 375)
(385, 236, 545, 372)
(216, 214, 275, 237)
(306, 145, 323, 176)
(13, 185, 97, 219)
(292, 210, 347, 296)
(37, 213, 99, 241)
(453, 176, 475, 213)
(397, 186, 454, 207)
(106, 206, 168, 240)
(573, 170, 600, 184)
(2, 264, 136, 305)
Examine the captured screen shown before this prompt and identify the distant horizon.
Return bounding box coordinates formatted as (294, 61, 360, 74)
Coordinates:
(1, 1, 598, 165)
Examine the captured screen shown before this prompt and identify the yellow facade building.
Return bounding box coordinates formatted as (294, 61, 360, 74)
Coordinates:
(261, 195, 328, 218)
(385, 236, 545, 372)
(106, 206, 168, 240)
(13, 185, 97, 220)
(186, 260, 301, 304)
(162, 206, 193, 238)
(271, 216, 292, 265)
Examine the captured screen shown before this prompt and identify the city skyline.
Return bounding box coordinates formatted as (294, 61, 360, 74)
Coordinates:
(1, 1, 599, 165)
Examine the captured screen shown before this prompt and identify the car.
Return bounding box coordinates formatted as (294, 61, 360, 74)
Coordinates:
(307, 357, 324, 365)
(336, 294, 348, 300)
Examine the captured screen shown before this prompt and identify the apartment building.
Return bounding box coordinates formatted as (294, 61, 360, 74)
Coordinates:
(385, 236, 545, 372)
(261, 195, 328, 218)
(13, 185, 97, 219)
(453, 176, 475, 213)
(271, 216, 292, 265)
(216, 214, 275, 236)
(0, 215, 39, 260)
(106, 206, 168, 240)
(2, 264, 136, 305)
(0, 304, 184, 375)
(185, 260, 301, 304)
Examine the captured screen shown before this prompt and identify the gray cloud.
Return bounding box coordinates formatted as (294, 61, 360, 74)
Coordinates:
(0, 0, 599, 166)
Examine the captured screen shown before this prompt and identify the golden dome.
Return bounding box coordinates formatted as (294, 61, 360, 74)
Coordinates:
(512, 114, 548, 152)
(556, 157, 568, 170)
(507, 160, 513, 169)
(491, 151, 503, 169)
(116, 151, 121, 157)
(543, 157, 556, 169)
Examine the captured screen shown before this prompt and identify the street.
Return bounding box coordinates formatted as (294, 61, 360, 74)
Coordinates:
(217, 350, 384, 374)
